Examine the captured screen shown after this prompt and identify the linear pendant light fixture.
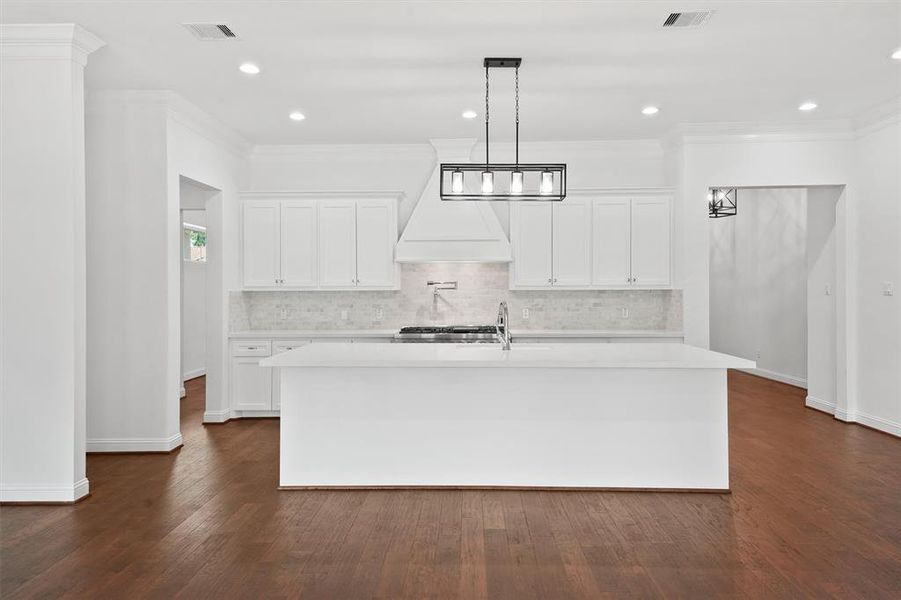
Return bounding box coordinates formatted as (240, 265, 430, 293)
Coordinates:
(708, 187, 737, 218)
(440, 58, 566, 201)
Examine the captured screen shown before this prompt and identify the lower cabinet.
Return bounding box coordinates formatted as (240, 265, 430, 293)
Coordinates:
(230, 340, 273, 412)
(230, 336, 393, 416)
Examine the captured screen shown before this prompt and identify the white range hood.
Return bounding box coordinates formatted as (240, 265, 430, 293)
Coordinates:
(395, 138, 511, 263)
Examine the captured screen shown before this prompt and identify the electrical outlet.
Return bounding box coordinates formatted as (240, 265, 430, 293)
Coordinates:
(824, 283, 831, 296)
(374, 308, 384, 321)
(522, 308, 530, 320)
(340, 310, 349, 321)
(278, 307, 288, 320)
(756, 350, 761, 360)
(883, 281, 894, 296)
(621, 308, 629, 319)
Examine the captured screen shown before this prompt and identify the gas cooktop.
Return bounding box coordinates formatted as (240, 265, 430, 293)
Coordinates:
(394, 325, 499, 343)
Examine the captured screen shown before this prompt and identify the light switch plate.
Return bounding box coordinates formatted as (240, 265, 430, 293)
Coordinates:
(621, 308, 629, 319)
(341, 310, 349, 320)
(374, 308, 384, 320)
(522, 308, 530, 320)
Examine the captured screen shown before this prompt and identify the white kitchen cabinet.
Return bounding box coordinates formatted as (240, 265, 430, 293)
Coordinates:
(241, 192, 400, 290)
(280, 201, 318, 288)
(318, 201, 358, 288)
(511, 203, 553, 286)
(592, 198, 632, 286)
(511, 191, 671, 290)
(551, 198, 592, 286)
(271, 340, 308, 411)
(630, 197, 671, 286)
(242, 202, 280, 287)
(230, 341, 272, 412)
(510, 201, 590, 288)
(355, 200, 397, 287)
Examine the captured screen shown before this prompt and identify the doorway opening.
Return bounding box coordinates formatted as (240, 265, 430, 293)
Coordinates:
(179, 176, 220, 421)
(708, 185, 842, 407)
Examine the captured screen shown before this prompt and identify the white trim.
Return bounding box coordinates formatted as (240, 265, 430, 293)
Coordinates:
(805, 395, 836, 415)
(853, 96, 901, 136)
(567, 187, 675, 196)
(1, 478, 90, 503)
(239, 190, 405, 201)
(251, 143, 430, 161)
(741, 368, 807, 389)
(180, 386, 186, 399)
(853, 411, 901, 438)
(0, 24, 105, 65)
(183, 367, 206, 380)
(86, 433, 183, 453)
(233, 410, 280, 418)
(203, 409, 233, 423)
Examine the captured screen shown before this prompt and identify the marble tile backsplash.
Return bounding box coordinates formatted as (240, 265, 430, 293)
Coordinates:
(229, 264, 682, 332)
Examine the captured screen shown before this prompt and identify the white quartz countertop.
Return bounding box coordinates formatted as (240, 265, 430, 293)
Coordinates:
(260, 342, 754, 370)
(229, 329, 683, 340)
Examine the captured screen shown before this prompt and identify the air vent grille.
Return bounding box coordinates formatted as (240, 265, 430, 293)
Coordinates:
(182, 23, 238, 40)
(661, 10, 713, 28)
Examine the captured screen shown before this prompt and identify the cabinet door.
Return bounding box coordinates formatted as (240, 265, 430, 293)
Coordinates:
(511, 203, 553, 287)
(242, 201, 280, 288)
(592, 198, 632, 286)
(630, 196, 671, 286)
(280, 201, 317, 288)
(552, 198, 591, 286)
(355, 200, 396, 288)
(271, 340, 308, 411)
(231, 356, 272, 411)
(318, 201, 358, 288)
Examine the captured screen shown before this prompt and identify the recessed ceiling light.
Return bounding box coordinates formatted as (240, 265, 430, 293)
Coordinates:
(462, 110, 477, 119)
(289, 111, 306, 121)
(641, 106, 659, 116)
(238, 62, 260, 75)
(892, 48, 901, 60)
(798, 101, 817, 112)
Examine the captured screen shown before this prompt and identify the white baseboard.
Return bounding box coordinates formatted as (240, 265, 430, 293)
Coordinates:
(180, 386, 186, 398)
(234, 410, 280, 418)
(1, 477, 90, 503)
(806, 395, 836, 414)
(854, 411, 901, 437)
(183, 368, 205, 380)
(741, 368, 807, 389)
(203, 409, 233, 423)
(86, 433, 183, 453)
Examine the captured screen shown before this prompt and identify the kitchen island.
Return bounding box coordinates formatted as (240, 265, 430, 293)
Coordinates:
(262, 343, 754, 491)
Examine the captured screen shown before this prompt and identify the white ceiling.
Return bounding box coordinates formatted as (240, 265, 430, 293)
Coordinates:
(2, 1, 899, 144)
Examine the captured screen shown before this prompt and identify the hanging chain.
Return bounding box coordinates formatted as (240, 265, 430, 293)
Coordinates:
(485, 66, 490, 165)
(515, 67, 519, 125)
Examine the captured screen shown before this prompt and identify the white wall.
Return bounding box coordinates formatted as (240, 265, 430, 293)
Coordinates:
(806, 186, 840, 411)
(181, 207, 206, 381)
(86, 91, 247, 446)
(710, 188, 808, 387)
(0, 24, 102, 502)
(249, 140, 667, 237)
(849, 116, 901, 434)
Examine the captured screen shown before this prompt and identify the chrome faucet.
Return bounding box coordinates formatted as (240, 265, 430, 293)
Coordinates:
(496, 301, 511, 350)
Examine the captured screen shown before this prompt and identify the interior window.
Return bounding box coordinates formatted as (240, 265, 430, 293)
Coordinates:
(183, 223, 207, 263)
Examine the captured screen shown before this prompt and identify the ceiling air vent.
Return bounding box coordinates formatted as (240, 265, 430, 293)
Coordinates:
(661, 10, 713, 28)
(182, 23, 238, 40)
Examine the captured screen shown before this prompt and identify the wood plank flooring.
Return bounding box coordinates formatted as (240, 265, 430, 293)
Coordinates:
(2, 372, 900, 598)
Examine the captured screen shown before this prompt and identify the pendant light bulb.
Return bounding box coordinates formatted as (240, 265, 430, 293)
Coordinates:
(481, 171, 494, 195)
(510, 171, 524, 195)
(451, 170, 464, 194)
(539, 171, 554, 195)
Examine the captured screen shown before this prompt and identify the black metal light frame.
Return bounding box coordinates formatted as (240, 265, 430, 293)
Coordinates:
(439, 163, 567, 201)
(708, 187, 737, 218)
(440, 57, 567, 202)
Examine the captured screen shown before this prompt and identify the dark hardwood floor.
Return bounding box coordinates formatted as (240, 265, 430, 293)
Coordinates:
(2, 372, 900, 598)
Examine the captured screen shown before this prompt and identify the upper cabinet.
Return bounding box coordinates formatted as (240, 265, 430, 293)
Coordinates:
(511, 191, 672, 290)
(241, 193, 400, 290)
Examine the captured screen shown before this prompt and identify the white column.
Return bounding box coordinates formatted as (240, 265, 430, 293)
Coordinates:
(0, 24, 104, 502)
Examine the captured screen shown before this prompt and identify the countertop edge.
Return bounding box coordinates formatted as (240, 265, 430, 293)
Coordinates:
(229, 329, 685, 339)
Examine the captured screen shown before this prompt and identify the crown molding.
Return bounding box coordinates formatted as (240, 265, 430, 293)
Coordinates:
(239, 190, 405, 201)
(568, 187, 674, 196)
(0, 23, 104, 65)
(86, 90, 251, 158)
(250, 143, 431, 161)
(663, 120, 854, 147)
(853, 96, 901, 138)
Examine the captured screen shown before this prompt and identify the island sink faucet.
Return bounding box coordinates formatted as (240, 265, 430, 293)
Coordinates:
(496, 301, 511, 350)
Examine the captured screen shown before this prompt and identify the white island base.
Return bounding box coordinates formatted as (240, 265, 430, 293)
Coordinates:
(264, 343, 754, 491)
